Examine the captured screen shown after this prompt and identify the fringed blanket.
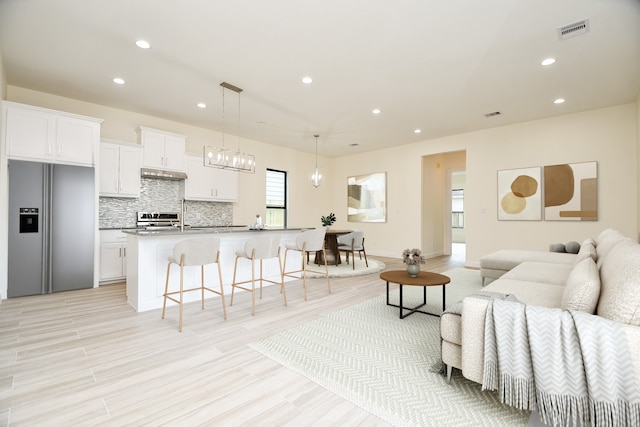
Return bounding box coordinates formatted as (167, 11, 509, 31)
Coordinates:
(482, 299, 640, 427)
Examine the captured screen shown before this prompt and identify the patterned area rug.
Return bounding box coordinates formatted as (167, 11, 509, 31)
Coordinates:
(305, 255, 385, 278)
(250, 268, 530, 426)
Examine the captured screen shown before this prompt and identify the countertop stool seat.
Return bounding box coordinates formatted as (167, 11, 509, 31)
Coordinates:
(283, 229, 331, 300)
(231, 236, 285, 315)
(162, 238, 227, 332)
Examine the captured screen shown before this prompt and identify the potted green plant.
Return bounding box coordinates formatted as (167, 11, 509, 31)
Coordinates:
(321, 212, 336, 229)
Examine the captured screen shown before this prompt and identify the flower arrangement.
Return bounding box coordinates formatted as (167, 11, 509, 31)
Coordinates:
(402, 248, 426, 265)
(321, 212, 336, 227)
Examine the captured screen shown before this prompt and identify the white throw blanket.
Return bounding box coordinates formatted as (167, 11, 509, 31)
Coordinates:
(482, 299, 640, 427)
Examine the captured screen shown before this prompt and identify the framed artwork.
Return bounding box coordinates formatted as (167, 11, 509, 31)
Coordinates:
(497, 167, 542, 220)
(347, 172, 386, 223)
(544, 161, 597, 221)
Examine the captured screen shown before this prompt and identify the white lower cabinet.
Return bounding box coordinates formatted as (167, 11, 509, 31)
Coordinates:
(100, 230, 128, 283)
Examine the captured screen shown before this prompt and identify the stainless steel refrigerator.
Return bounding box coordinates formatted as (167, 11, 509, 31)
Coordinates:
(8, 160, 95, 297)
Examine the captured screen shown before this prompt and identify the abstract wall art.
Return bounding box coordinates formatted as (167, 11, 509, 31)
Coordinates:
(347, 172, 386, 223)
(544, 161, 597, 221)
(497, 167, 542, 220)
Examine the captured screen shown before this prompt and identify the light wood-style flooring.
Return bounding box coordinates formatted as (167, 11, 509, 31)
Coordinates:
(0, 250, 465, 426)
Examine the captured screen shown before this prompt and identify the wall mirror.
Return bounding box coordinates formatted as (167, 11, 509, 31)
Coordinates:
(347, 172, 387, 223)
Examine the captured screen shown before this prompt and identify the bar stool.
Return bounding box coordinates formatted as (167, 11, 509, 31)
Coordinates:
(231, 236, 285, 315)
(282, 229, 331, 300)
(162, 238, 227, 332)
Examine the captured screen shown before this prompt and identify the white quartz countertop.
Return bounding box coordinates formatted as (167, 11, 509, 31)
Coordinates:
(121, 226, 312, 237)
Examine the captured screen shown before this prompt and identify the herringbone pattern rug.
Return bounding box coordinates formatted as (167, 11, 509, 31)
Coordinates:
(250, 269, 530, 426)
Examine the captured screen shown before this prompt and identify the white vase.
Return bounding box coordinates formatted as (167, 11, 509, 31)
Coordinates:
(406, 264, 420, 277)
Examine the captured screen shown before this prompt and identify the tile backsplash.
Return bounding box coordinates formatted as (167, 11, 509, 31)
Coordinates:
(99, 178, 233, 228)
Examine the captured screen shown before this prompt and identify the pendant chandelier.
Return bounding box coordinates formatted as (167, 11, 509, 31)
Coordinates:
(311, 134, 322, 188)
(204, 82, 255, 173)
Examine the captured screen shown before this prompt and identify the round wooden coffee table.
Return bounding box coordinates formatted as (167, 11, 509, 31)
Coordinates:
(380, 270, 451, 319)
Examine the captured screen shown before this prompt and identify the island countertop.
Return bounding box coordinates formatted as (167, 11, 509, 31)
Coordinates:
(121, 226, 312, 237)
(124, 227, 314, 312)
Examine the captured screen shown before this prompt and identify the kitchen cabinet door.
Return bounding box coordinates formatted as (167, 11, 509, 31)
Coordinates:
(139, 127, 186, 172)
(117, 145, 141, 197)
(184, 155, 214, 200)
(99, 142, 141, 197)
(56, 115, 99, 165)
(100, 242, 126, 281)
(100, 143, 120, 195)
(211, 167, 238, 202)
(4, 105, 56, 161)
(100, 230, 128, 283)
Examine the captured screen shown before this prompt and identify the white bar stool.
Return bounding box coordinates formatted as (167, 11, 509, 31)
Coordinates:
(231, 236, 285, 315)
(282, 229, 331, 300)
(162, 238, 227, 332)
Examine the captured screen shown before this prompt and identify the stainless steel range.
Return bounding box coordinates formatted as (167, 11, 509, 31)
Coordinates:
(136, 212, 183, 230)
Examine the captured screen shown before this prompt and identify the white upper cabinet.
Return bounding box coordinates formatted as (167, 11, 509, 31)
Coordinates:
(3, 101, 101, 166)
(100, 140, 141, 198)
(138, 126, 185, 172)
(184, 154, 238, 202)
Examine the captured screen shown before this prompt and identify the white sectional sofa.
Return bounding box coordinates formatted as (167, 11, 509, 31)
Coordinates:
(440, 228, 640, 387)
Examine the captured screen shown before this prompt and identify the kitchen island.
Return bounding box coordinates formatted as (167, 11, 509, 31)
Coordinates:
(122, 227, 312, 312)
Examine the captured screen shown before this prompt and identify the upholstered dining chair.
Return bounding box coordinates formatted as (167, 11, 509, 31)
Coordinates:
(162, 238, 227, 332)
(231, 235, 285, 315)
(337, 231, 368, 270)
(282, 229, 331, 300)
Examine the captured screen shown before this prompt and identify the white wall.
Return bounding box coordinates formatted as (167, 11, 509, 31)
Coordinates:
(4, 86, 639, 271)
(332, 104, 638, 266)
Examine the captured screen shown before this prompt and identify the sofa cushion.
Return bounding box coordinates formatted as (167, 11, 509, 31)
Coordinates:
(480, 249, 576, 272)
(484, 279, 564, 308)
(575, 240, 597, 264)
(597, 239, 640, 325)
(441, 311, 462, 345)
(501, 261, 573, 286)
(595, 229, 627, 269)
(561, 257, 600, 313)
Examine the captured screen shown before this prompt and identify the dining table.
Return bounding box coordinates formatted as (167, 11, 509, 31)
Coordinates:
(314, 229, 352, 266)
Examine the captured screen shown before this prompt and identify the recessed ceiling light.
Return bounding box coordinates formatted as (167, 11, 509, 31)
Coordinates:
(135, 40, 151, 49)
(302, 76, 313, 84)
(197, 102, 207, 108)
(113, 77, 125, 85)
(372, 108, 381, 115)
(554, 98, 566, 104)
(414, 129, 422, 134)
(541, 58, 556, 66)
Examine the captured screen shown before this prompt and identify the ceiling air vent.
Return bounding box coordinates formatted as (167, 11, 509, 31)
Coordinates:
(558, 19, 590, 40)
(484, 111, 501, 118)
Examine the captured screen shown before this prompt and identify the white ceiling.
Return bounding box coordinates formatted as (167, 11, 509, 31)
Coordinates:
(1, 0, 639, 158)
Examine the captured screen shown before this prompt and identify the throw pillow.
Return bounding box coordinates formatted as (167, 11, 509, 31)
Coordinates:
(575, 241, 596, 264)
(549, 243, 566, 253)
(565, 241, 580, 254)
(561, 257, 600, 313)
(595, 230, 627, 269)
(597, 239, 640, 325)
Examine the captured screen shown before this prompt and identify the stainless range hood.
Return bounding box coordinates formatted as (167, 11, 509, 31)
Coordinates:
(140, 168, 187, 180)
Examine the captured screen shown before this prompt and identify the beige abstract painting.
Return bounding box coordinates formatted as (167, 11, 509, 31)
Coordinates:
(497, 167, 542, 220)
(544, 161, 597, 221)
